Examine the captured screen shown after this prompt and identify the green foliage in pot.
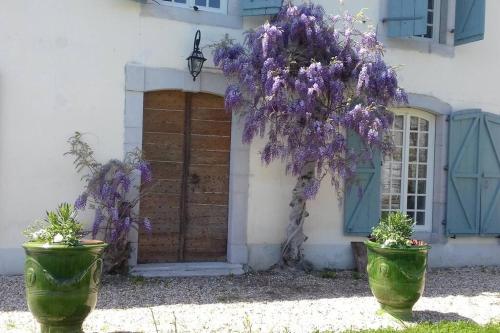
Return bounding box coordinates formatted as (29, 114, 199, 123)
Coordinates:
(24, 203, 83, 246)
(371, 211, 414, 248)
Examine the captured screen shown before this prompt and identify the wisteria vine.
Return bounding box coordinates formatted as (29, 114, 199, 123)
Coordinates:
(66, 132, 153, 273)
(213, 3, 407, 199)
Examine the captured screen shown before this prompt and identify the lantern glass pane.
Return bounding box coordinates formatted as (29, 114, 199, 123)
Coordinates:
(195, 0, 206, 6)
(193, 59, 203, 72)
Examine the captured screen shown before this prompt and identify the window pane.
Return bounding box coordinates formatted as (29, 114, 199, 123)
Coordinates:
(409, 148, 417, 162)
(382, 195, 390, 209)
(419, 118, 429, 131)
(418, 165, 427, 178)
(407, 195, 415, 209)
(410, 117, 419, 130)
(410, 133, 418, 147)
(418, 180, 426, 194)
(416, 211, 425, 225)
(391, 163, 401, 177)
(209, 0, 220, 8)
(417, 196, 426, 209)
(426, 25, 433, 38)
(195, 0, 206, 6)
(393, 131, 403, 146)
(392, 148, 403, 162)
(427, 12, 433, 24)
(408, 180, 416, 194)
(419, 149, 428, 163)
(408, 164, 417, 178)
(174, 0, 187, 3)
(382, 166, 390, 180)
(408, 211, 415, 222)
(394, 116, 404, 130)
(382, 180, 390, 193)
(419, 133, 428, 147)
(391, 181, 401, 194)
(391, 195, 400, 210)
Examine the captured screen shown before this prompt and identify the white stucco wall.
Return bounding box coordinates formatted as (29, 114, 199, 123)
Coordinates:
(0, 0, 499, 274)
(246, 0, 500, 269)
(0, 0, 245, 274)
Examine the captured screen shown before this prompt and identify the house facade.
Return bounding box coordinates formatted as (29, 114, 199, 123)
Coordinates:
(0, 0, 498, 275)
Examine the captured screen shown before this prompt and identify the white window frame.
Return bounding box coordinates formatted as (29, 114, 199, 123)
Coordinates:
(412, 0, 441, 42)
(381, 108, 436, 232)
(379, 0, 457, 56)
(157, 0, 228, 14)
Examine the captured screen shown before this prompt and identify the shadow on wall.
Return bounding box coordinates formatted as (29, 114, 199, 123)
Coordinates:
(1, 267, 499, 313)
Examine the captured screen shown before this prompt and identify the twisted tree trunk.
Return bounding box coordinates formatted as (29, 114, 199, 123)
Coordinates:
(280, 161, 315, 269)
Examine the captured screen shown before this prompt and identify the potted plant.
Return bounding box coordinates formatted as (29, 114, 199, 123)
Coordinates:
(23, 203, 106, 333)
(365, 212, 430, 321)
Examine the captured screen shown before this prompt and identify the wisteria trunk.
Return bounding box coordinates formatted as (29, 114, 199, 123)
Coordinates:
(280, 161, 315, 269)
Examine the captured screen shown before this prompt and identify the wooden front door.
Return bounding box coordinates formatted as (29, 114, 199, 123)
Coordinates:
(138, 91, 231, 263)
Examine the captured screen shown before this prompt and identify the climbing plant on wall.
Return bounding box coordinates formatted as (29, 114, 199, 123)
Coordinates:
(66, 132, 153, 274)
(213, 2, 407, 269)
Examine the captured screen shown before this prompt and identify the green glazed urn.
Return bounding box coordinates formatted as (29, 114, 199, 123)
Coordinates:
(23, 240, 107, 333)
(365, 240, 430, 321)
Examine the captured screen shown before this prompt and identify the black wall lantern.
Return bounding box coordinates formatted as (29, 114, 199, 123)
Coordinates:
(187, 30, 207, 81)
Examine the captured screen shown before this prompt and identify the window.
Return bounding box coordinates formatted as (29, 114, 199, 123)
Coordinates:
(413, 0, 439, 39)
(158, 0, 227, 14)
(381, 109, 435, 231)
(384, 0, 486, 48)
(385, 0, 441, 42)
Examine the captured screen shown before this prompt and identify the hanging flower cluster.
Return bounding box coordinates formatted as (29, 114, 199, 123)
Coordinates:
(213, 3, 407, 198)
(74, 159, 153, 241)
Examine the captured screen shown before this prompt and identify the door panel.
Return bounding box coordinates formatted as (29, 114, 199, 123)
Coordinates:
(480, 114, 500, 234)
(138, 91, 231, 263)
(143, 110, 184, 133)
(143, 90, 186, 109)
(191, 120, 232, 136)
(138, 91, 185, 263)
(184, 93, 231, 262)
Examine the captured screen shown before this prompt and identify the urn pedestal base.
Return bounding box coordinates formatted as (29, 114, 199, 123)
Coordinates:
(379, 303, 413, 321)
(40, 323, 83, 333)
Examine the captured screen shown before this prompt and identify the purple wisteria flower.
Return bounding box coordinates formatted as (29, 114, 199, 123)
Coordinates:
(75, 193, 88, 210)
(66, 132, 154, 273)
(213, 2, 407, 199)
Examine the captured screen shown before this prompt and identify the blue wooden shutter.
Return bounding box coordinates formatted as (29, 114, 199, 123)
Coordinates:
(241, 0, 282, 16)
(386, 0, 427, 37)
(446, 110, 482, 235)
(454, 0, 486, 45)
(344, 131, 381, 235)
(479, 112, 500, 234)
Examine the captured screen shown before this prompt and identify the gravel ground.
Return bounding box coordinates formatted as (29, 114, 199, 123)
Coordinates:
(1, 267, 500, 333)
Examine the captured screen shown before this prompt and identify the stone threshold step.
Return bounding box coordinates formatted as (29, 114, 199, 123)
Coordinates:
(131, 262, 245, 278)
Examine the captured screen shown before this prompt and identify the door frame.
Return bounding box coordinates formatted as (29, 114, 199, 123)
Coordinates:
(124, 63, 250, 267)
